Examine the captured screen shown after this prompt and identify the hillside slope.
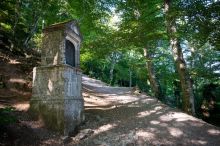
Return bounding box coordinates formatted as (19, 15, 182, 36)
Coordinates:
(0, 51, 39, 110)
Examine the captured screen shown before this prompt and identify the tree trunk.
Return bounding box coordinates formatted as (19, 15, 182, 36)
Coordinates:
(109, 62, 115, 85)
(13, 0, 21, 39)
(164, 0, 195, 115)
(129, 68, 132, 87)
(23, 14, 39, 49)
(189, 44, 195, 69)
(109, 52, 121, 85)
(143, 48, 162, 99)
(174, 77, 181, 108)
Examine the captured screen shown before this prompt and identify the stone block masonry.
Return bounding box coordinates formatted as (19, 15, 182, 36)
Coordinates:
(30, 20, 84, 136)
(31, 65, 84, 135)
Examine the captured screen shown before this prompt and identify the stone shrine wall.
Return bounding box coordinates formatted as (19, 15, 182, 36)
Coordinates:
(41, 30, 65, 66)
(31, 65, 84, 135)
(41, 23, 81, 68)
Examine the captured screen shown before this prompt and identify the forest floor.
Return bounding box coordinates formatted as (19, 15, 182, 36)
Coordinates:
(0, 52, 220, 146)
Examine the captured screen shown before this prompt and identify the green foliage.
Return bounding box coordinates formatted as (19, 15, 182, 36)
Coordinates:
(0, 0, 112, 53)
(179, 0, 220, 49)
(0, 107, 17, 125)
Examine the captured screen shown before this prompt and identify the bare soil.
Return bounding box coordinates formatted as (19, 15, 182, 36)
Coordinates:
(0, 51, 38, 106)
(1, 74, 220, 146)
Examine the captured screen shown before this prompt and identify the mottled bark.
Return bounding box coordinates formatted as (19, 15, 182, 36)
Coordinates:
(144, 48, 163, 99)
(164, 0, 195, 115)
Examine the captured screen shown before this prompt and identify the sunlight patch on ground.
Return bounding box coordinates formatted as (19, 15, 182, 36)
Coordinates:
(94, 123, 117, 135)
(168, 127, 183, 137)
(139, 98, 155, 104)
(136, 130, 155, 139)
(105, 95, 138, 103)
(159, 112, 196, 122)
(9, 78, 26, 84)
(191, 139, 207, 145)
(207, 129, 220, 135)
(0, 105, 5, 108)
(13, 102, 30, 111)
(156, 111, 163, 115)
(127, 104, 140, 108)
(154, 106, 163, 111)
(159, 114, 173, 122)
(150, 120, 160, 125)
(84, 97, 112, 107)
(137, 106, 163, 118)
(137, 110, 154, 118)
(9, 59, 21, 64)
(82, 76, 107, 87)
(172, 112, 196, 122)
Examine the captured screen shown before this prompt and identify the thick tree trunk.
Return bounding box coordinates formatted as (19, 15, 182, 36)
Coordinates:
(143, 48, 162, 99)
(173, 78, 181, 108)
(164, 0, 195, 115)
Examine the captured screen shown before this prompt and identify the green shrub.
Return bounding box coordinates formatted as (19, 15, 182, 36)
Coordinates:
(0, 107, 17, 125)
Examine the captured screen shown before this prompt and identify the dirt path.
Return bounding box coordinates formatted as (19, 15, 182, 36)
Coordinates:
(1, 76, 220, 146)
(71, 76, 220, 146)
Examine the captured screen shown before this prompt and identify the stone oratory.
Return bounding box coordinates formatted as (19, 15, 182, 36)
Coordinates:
(30, 20, 84, 136)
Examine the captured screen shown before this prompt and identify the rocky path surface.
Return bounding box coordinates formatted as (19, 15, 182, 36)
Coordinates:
(1, 75, 220, 146)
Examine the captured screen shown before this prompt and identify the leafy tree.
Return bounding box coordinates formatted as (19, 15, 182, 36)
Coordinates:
(114, 0, 167, 99)
(164, 0, 195, 115)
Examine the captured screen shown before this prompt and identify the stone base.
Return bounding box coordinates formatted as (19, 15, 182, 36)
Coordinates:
(30, 65, 84, 135)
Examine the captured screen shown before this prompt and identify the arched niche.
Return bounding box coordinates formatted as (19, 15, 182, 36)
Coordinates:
(65, 40, 76, 67)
